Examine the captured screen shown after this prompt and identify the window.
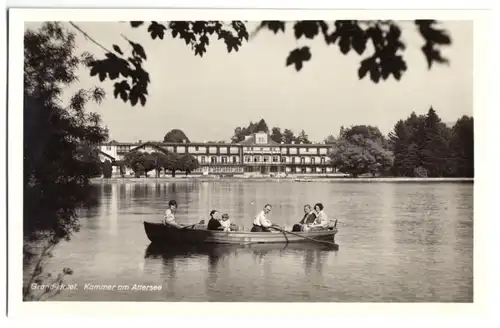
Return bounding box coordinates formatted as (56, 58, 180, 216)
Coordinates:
(195, 146, 199, 151)
(273, 156, 279, 162)
(320, 157, 325, 165)
(245, 156, 250, 162)
(281, 157, 286, 163)
(211, 156, 217, 164)
(292, 157, 296, 164)
(106, 146, 111, 151)
(222, 157, 228, 164)
(311, 157, 315, 165)
(254, 156, 260, 162)
(263, 156, 269, 163)
(232, 156, 237, 164)
(301, 157, 305, 164)
(201, 157, 206, 164)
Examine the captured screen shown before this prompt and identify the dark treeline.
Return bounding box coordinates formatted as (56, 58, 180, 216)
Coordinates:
(120, 150, 199, 178)
(231, 119, 311, 144)
(222, 108, 473, 178)
(388, 108, 473, 178)
(326, 107, 473, 178)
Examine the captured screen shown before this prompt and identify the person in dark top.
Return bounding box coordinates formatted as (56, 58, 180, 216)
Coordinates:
(292, 204, 317, 232)
(207, 210, 224, 231)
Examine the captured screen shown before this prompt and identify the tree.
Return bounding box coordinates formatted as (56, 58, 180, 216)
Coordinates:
(341, 125, 386, 145)
(134, 163, 145, 178)
(150, 151, 169, 177)
(329, 135, 394, 177)
(163, 129, 190, 143)
(122, 151, 161, 177)
(24, 22, 108, 301)
(76, 20, 452, 107)
(323, 134, 336, 144)
(115, 160, 126, 177)
(296, 129, 311, 144)
(255, 118, 269, 133)
(388, 119, 417, 176)
(179, 154, 200, 176)
(420, 107, 454, 177)
(123, 151, 145, 176)
(449, 116, 474, 177)
(230, 119, 270, 142)
(388, 108, 471, 177)
(102, 160, 113, 178)
(164, 152, 182, 177)
(270, 127, 283, 143)
(142, 154, 157, 177)
(282, 129, 295, 144)
(74, 143, 103, 178)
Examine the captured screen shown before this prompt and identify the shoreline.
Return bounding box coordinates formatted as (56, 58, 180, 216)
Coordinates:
(90, 176, 474, 183)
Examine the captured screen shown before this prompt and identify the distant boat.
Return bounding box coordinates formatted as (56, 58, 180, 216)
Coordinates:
(143, 221, 338, 246)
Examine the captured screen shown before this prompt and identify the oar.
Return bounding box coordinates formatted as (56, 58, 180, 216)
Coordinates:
(181, 220, 205, 230)
(270, 225, 338, 247)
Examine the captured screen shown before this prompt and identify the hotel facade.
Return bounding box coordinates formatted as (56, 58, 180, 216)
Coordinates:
(98, 131, 337, 176)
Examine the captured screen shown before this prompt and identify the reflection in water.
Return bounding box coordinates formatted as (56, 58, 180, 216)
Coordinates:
(144, 242, 337, 302)
(42, 181, 473, 302)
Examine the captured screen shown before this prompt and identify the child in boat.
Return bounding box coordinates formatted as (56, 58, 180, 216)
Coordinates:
(220, 213, 231, 232)
(164, 200, 183, 228)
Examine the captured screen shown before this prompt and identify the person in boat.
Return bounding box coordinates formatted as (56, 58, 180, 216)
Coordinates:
(163, 200, 184, 228)
(220, 213, 231, 232)
(251, 204, 275, 232)
(307, 203, 329, 231)
(207, 210, 225, 231)
(292, 204, 317, 232)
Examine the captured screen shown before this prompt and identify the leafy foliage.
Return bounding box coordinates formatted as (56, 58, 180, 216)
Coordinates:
(449, 116, 474, 177)
(163, 129, 190, 143)
(123, 151, 158, 177)
(179, 153, 200, 176)
(24, 22, 108, 300)
(323, 134, 336, 144)
(296, 129, 311, 144)
(230, 119, 312, 144)
(388, 108, 472, 177)
(102, 160, 113, 178)
(328, 126, 394, 177)
(122, 150, 199, 177)
(79, 20, 248, 107)
(79, 20, 452, 107)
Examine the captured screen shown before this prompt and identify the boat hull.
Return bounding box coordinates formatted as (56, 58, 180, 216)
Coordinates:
(143, 221, 337, 245)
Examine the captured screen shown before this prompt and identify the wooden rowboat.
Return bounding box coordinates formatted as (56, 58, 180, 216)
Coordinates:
(143, 221, 338, 246)
(144, 241, 337, 260)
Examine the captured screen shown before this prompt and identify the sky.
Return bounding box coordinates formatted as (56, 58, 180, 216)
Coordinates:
(25, 20, 473, 143)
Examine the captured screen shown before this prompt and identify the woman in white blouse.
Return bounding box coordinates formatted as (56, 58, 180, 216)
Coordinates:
(308, 203, 328, 231)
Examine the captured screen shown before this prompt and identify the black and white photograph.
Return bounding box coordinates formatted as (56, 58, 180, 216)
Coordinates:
(6, 5, 492, 318)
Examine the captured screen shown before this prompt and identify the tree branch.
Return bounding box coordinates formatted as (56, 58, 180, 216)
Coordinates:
(68, 22, 114, 54)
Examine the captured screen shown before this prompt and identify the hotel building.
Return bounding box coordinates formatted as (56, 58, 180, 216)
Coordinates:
(98, 131, 336, 176)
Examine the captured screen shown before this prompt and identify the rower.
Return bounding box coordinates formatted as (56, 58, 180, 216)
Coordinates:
(251, 204, 274, 232)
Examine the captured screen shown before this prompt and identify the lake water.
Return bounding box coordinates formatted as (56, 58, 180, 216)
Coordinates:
(41, 180, 473, 302)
